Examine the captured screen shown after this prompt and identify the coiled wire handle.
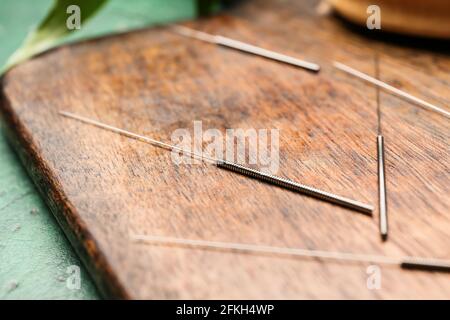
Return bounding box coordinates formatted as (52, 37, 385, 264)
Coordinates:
(216, 160, 373, 215)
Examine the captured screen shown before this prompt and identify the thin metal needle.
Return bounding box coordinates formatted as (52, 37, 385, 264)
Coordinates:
(172, 25, 320, 72)
(131, 234, 450, 273)
(59, 111, 218, 164)
(333, 61, 450, 118)
(375, 55, 388, 241)
(60, 111, 373, 215)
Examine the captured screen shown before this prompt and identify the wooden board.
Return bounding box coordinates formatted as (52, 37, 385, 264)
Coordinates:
(1, 0, 449, 299)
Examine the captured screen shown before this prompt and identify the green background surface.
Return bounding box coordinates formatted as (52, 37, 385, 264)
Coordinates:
(0, 0, 197, 299)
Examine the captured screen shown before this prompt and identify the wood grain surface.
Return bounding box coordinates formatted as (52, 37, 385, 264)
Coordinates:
(1, 0, 449, 299)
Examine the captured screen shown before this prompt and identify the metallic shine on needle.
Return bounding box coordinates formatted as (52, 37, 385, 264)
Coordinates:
(333, 61, 450, 118)
(59, 111, 373, 215)
(172, 25, 320, 72)
(216, 160, 373, 214)
(377, 135, 388, 240)
(131, 234, 450, 273)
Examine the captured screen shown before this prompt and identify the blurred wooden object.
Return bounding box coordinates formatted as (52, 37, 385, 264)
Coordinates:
(330, 0, 450, 38)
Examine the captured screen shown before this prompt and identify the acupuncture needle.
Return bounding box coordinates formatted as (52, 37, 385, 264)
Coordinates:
(333, 61, 450, 118)
(131, 234, 450, 273)
(171, 25, 320, 72)
(375, 55, 388, 241)
(59, 111, 373, 214)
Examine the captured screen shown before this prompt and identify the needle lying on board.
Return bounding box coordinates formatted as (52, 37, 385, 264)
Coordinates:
(333, 61, 450, 118)
(131, 234, 450, 273)
(375, 55, 388, 241)
(172, 25, 320, 72)
(59, 111, 373, 214)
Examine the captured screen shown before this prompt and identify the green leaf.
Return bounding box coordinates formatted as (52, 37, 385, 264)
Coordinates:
(2, 0, 108, 73)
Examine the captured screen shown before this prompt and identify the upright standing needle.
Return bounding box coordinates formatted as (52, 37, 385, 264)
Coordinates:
(59, 111, 373, 214)
(334, 61, 450, 118)
(172, 25, 320, 72)
(377, 135, 388, 240)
